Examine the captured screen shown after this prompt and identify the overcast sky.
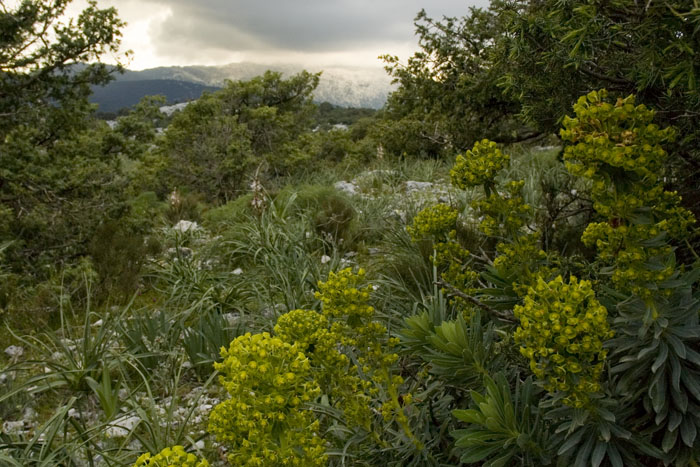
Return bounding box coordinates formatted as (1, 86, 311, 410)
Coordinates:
(66, 0, 488, 70)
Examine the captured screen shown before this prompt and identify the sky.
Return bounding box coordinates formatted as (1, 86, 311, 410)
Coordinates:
(65, 0, 488, 70)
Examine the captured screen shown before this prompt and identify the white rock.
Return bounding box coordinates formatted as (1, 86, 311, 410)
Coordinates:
(534, 145, 559, 151)
(194, 440, 205, 450)
(68, 408, 81, 419)
(105, 415, 141, 438)
(2, 421, 25, 435)
(321, 255, 331, 264)
(334, 181, 358, 195)
(167, 246, 193, 258)
(4, 345, 24, 359)
(173, 220, 200, 233)
(23, 407, 36, 421)
(405, 181, 433, 193)
(222, 313, 239, 326)
(159, 101, 191, 116)
(232, 267, 243, 275)
(92, 319, 103, 327)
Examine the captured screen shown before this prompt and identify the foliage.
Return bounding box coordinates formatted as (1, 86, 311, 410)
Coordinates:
(514, 275, 613, 408)
(283, 185, 357, 245)
(561, 90, 695, 298)
(133, 445, 209, 467)
(0, 0, 131, 305)
(450, 139, 510, 190)
(406, 91, 699, 466)
(387, 0, 700, 218)
(0, 0, 125, 137)
(381, 8, 525, 157)
(6, 1, 700, 465)
(314, 102, 376, 128)
(209, 332, 326, 467)
(452, 374, 550, 466)
(155, 71, 320, 202)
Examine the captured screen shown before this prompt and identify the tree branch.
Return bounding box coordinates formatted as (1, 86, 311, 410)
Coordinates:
(435, 279, 517, 323)
(579, 64, 633, 86)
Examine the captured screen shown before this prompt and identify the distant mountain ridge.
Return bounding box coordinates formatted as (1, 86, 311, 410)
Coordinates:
(90, 79, 218, 113)
(91, 62, 393, 112)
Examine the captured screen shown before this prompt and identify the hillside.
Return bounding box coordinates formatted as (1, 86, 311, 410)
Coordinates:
(116, 62, 393, 109)
(89, 79, 219, 113)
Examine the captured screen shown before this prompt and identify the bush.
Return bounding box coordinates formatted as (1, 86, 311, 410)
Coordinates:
(276, 185, 356, 245)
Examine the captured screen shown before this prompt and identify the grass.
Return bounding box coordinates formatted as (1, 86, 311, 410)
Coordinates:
(0, 145, 575, 465)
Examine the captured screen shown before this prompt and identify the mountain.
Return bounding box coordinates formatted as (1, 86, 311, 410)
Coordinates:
(91, 62, 393, 112)
(90, 79, 219, 113)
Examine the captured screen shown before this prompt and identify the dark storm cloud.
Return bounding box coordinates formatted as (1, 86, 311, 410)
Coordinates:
(146, 0, 488, 55)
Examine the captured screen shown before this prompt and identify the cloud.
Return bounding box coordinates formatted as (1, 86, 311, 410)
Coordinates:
(69, 0, 489, 68)
(149, 0, 485, 51)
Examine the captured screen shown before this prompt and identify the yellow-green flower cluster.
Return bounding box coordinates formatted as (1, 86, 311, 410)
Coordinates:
(315, 267, 375, 321)
(275, 308, 373, 429)
(493, 234, 548, 296)
(408, 204, 478, 310)
(450, 139, 510, 189)
(561, 90, 674, 185)
(315, 268, 399, 376)
(133, 446, 209, 467)
(471, 181, 531, 237)
(581, 222, 676, 299)
(313, 269, 415, 443)
(274, 308, 329, 354)
(561, 89, 696, 297)
(208, 332, 326, 467)
(434, 239, 479, 294)
(407, 203, 458, 242)
(514, 276, 613, 408)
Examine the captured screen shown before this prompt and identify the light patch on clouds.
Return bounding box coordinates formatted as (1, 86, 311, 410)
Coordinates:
(62, 0, 488, 70)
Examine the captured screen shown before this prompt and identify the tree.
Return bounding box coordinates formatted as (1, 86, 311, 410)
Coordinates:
(495, 0, 700, 215)
(0, 0, 125, 139)
(381, 7, 528, 158)
(156, 71, 320, 203)
(385, 0, 700, 214)
(0, 0, 127, 283)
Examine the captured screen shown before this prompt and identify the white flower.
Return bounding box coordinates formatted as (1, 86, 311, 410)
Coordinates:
(321, 255, 331, 264)
(571, 189, 578, 196)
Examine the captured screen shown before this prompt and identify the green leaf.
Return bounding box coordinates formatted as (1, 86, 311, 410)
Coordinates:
(662, 427, 678, 453)
(487, 450, 515, 467)
(667, 334, 687, 360)
(652, 342, 669, 373)
(680, 417, 697, 447)
(669, 410, 683, 432)
(650, 370, 667, 414)
(454, 409, 484, 424)
(680, 371, 700, 400)
(460, 444, 503, 463)
(606, 444, 623, 467)
(591, 441, 607, 467)
(670, 353, 682, 393)
(557, 428, 586, 456)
